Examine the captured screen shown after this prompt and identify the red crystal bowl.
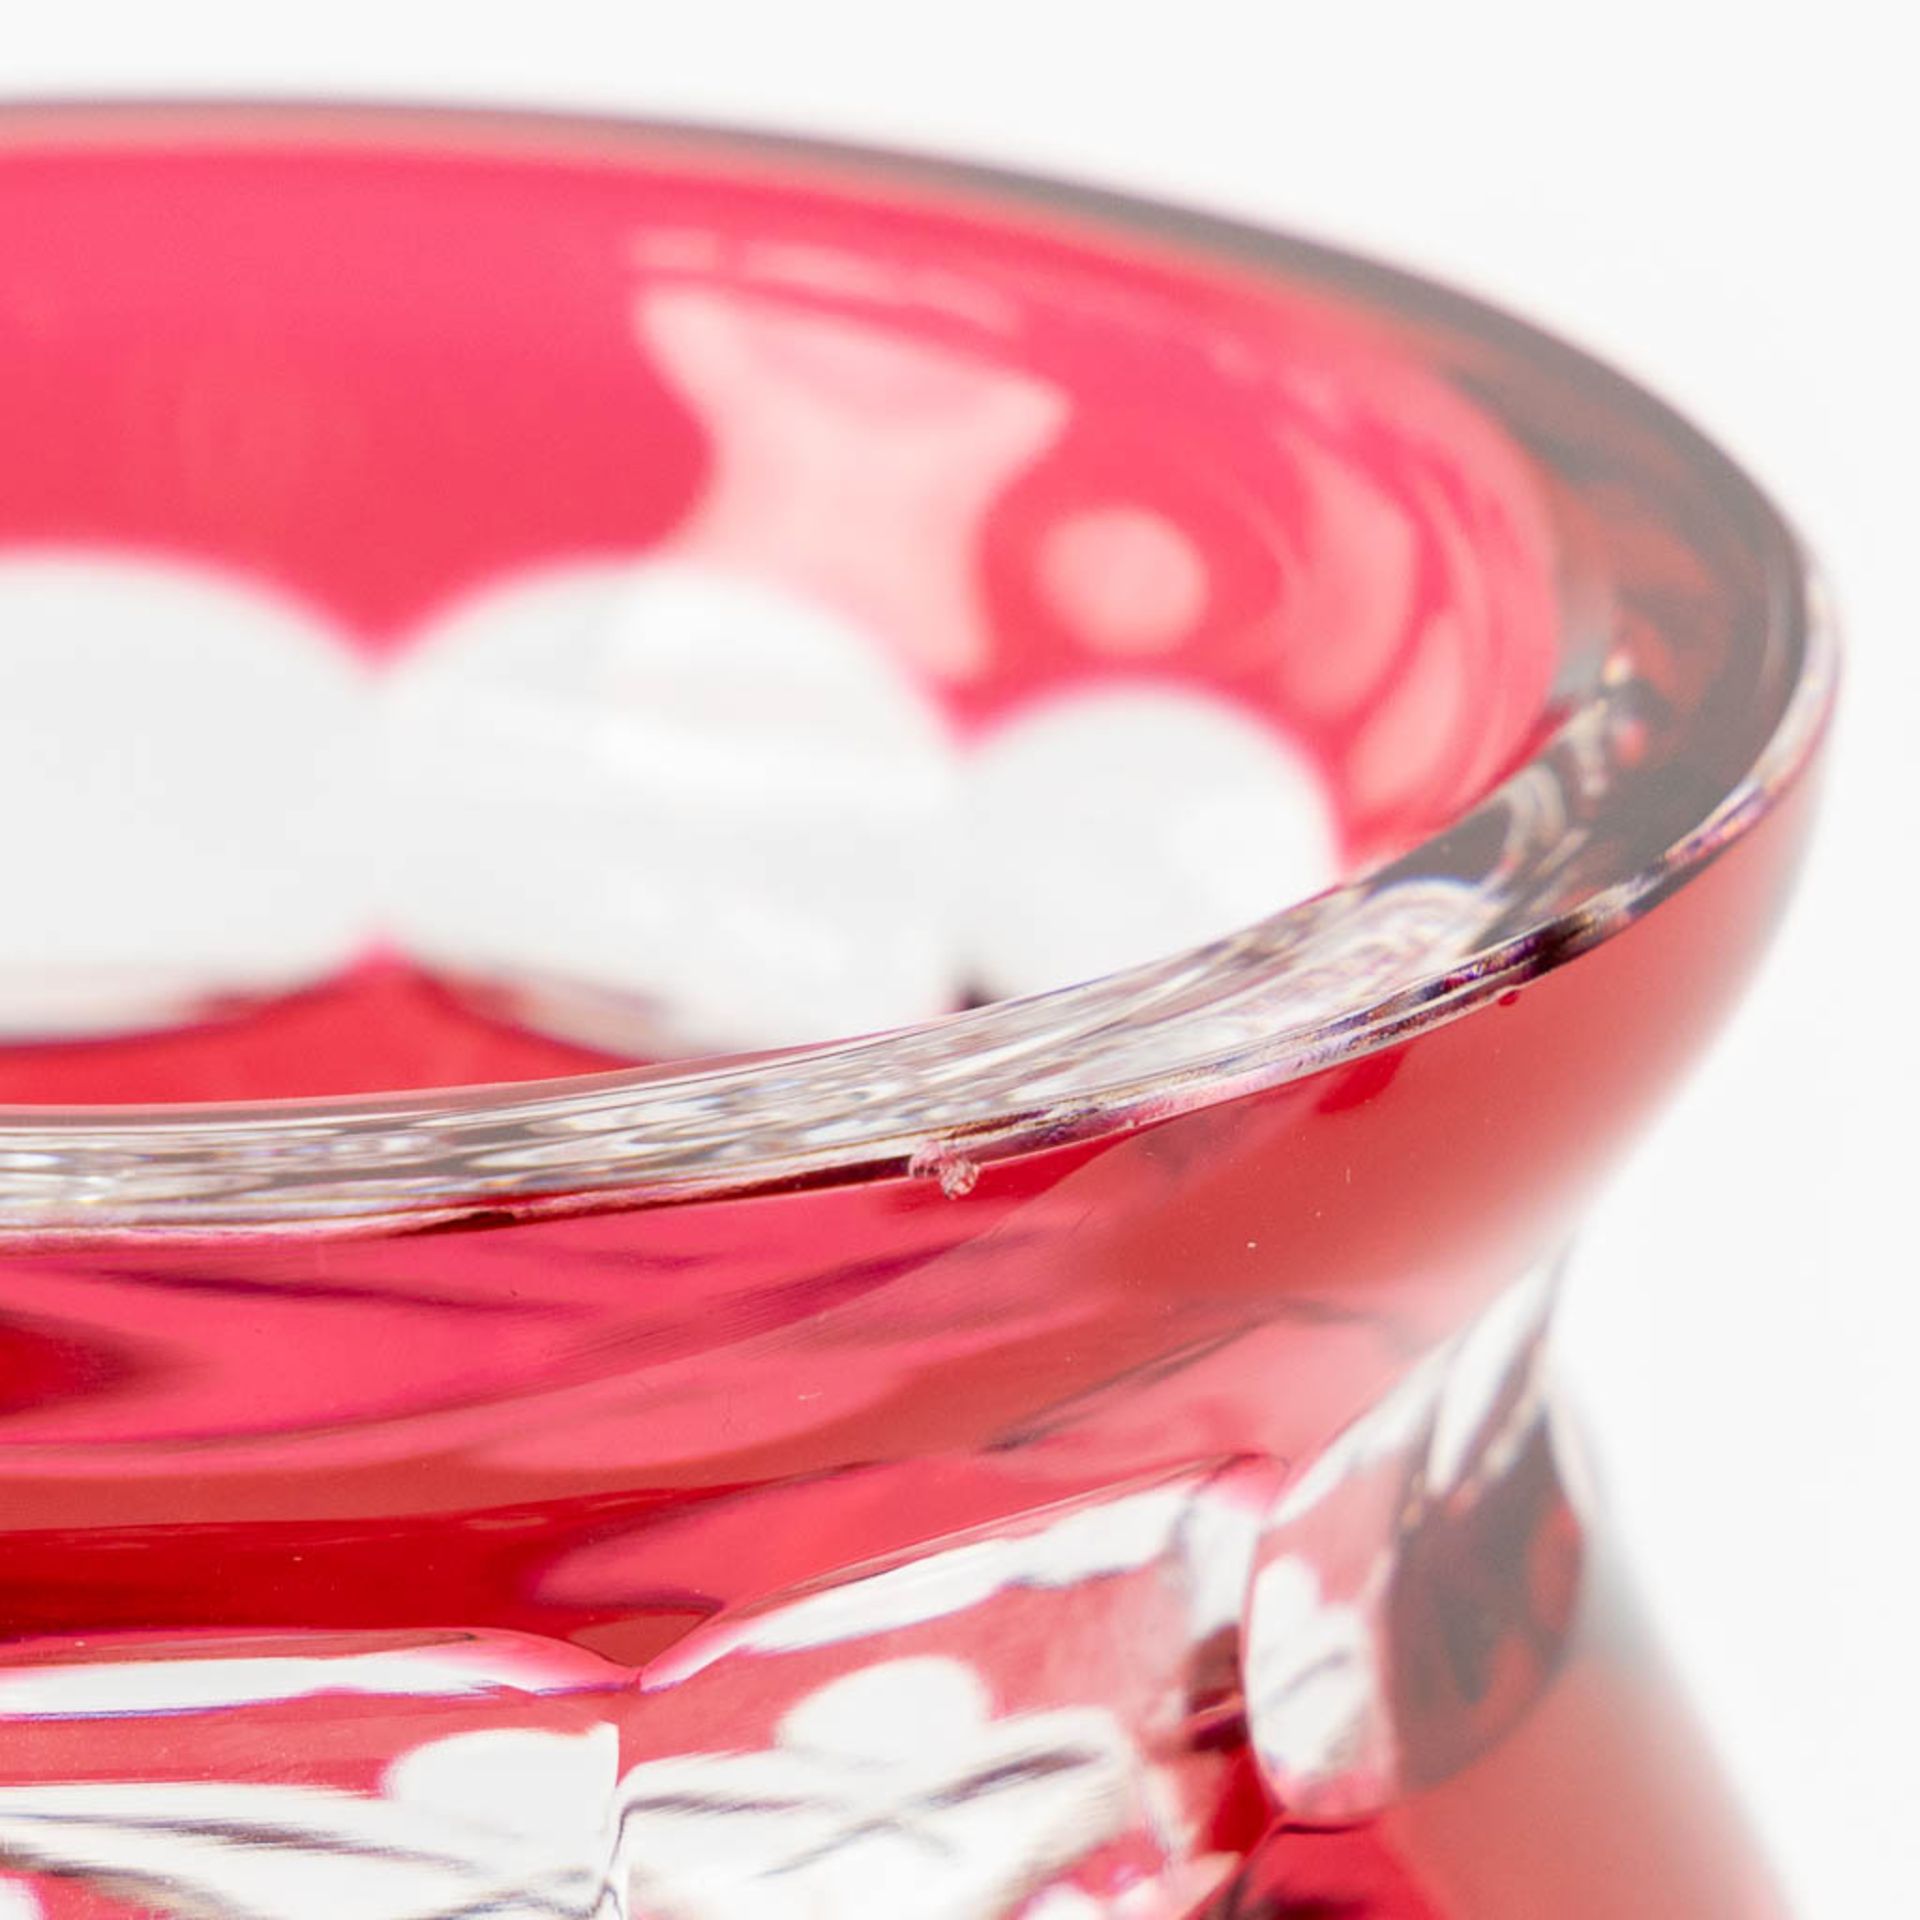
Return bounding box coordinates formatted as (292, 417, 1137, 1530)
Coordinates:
(0, 103, 1830, 1920)
(0, 101, 1828, 1226)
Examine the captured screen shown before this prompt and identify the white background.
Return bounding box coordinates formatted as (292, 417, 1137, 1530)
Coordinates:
(7, 5, 1915, 1908)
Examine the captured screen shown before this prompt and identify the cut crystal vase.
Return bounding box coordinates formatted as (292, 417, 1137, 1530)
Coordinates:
(0, 105, 1832, 1918)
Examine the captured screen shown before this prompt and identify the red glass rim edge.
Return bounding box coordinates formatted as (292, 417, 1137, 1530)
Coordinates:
(0, 99, 1838, 1233)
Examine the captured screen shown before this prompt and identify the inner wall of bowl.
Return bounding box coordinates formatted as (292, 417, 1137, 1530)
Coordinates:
(0, 137, 1559, 1104)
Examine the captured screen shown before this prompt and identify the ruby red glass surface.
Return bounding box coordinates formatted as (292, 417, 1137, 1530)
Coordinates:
(0, 106, 1830, 1917)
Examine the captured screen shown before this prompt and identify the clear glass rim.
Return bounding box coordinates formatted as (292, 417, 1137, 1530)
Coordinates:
(0, 99, 1838, 1234)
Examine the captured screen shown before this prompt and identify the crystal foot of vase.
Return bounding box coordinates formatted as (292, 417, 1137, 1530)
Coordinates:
(0, 105, 1832, 1919)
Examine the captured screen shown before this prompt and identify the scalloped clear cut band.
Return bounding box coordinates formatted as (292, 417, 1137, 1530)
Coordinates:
(0, 104, 1830, 1920)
